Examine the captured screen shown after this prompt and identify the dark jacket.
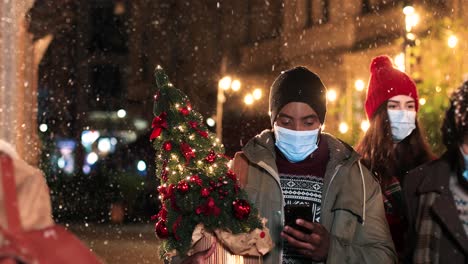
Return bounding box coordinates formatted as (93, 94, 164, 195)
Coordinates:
(404, 154, 468, 263)
(234, 131, 396, 264)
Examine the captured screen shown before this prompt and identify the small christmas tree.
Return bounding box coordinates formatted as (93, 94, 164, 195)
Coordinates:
(150, 66, 266, 258)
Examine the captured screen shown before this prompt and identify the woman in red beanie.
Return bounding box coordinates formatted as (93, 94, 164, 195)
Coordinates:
(356, 55, 434, 261)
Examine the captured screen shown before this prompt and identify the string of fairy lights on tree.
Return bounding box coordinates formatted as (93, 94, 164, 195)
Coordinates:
(149, 66, 263, 257)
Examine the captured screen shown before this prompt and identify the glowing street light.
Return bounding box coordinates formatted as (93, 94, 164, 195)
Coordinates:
(218, 76, 232, 90)
(206, 117, 216, 127)
(419, 98, 427, 105)
(86, 152, 99, 165)
(326, 89, 337, 102)
(244, 94, 254, 105)
(360, 120, 370, 132)
(231, 79, 241, 91)
(403, 6, 419, 32)
(252, 88, 262, 100)
(117, 109, 126, 118)
(217, 75, 241, 141)
(403, 5, 415, 15)
(448, 35, 458, 48)
(39, 123, 48, 132)
(339, 122, 349, 134)
(98, 138, 112, 153)
(394, 53, 405, 72)
(354, 79, 365, 92)
(406, 33, 416, 41)
(137, 160, 147, 172)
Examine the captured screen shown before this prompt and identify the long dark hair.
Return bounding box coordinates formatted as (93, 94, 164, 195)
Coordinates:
(356, 102, 434, 187)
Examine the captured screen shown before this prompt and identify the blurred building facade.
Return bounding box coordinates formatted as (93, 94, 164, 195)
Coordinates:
(218, 0, 468, 144)
(1, 0, 468, 163)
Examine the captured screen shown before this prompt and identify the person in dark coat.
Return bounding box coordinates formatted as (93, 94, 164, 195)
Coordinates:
(404, 81, 468, 263)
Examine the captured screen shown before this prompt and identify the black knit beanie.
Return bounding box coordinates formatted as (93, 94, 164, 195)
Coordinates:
(269, 66, 327, 127)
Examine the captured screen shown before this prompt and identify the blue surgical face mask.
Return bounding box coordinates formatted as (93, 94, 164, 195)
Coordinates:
(460, 147, 468, 180)
(274, 124, 319, 163)
(387, 110, 416, 142)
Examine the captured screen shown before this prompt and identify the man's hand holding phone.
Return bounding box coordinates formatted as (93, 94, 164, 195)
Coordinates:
(281, 204, 330, 261)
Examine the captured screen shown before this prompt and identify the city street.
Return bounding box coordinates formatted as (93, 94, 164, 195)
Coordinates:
(71, 224, 163, 264)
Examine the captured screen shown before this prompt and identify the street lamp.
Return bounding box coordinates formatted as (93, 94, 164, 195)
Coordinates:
(244, 94, 254, 105)
(326, 89, 337, 102)
(403, 6, 419, 33)
(448, 35, 458, 49)
(244, 88, 263, 106)
(339, 122, 349, 134)
(252, 88, 262, 100)
(219, 76, 232, 90)
(216, 76, 241, 141)
(354, 79, 365, 92)
(394, 53, 405, 71)
(403, 5, 419, 75)
(360, 120, 370, 132)
(231, 80, 241, 91)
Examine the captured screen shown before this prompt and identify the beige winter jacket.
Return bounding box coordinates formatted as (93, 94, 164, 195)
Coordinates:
(233, 131, 397, 264)
(0, 140, 54, 245)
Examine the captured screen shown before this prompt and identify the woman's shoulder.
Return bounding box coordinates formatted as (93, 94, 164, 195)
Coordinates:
(404, 157, 451, 193)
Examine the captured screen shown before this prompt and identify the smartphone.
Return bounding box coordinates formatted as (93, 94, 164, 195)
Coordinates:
(284, 204, 314, 234)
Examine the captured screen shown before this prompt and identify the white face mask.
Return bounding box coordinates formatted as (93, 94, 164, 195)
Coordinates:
(274, 124, 319, 163)
(387, 110, 416, 142)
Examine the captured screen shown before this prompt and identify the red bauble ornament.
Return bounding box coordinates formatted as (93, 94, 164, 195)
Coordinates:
(196, 197, 221, 216)
(188, 121, 209, 138)
(198, 130, 209, 138)
(179, 107, 190, 116)
(163, 141, 172, 151)
(205, 150, 217, 163)
(232, 199, 251, 220)
(201, 188, 210, 197)
(180, 142, 196, 164)
(158, 206, 168, 221)
(226, 170, 237, 181)
(157, 185, 166, 196)
(158, 184, 175, 200)
(155, 220, 169, 239)
(189, 175, 202, 186)
(209, 180, 217, 188)
(177, 180, 190, 194)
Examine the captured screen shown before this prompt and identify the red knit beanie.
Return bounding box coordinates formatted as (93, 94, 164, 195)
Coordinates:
(365, 55, 419, 119)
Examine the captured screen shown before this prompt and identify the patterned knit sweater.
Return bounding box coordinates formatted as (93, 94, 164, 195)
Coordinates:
(450, 174, 468, 235)
(276, 138, 329, 264)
